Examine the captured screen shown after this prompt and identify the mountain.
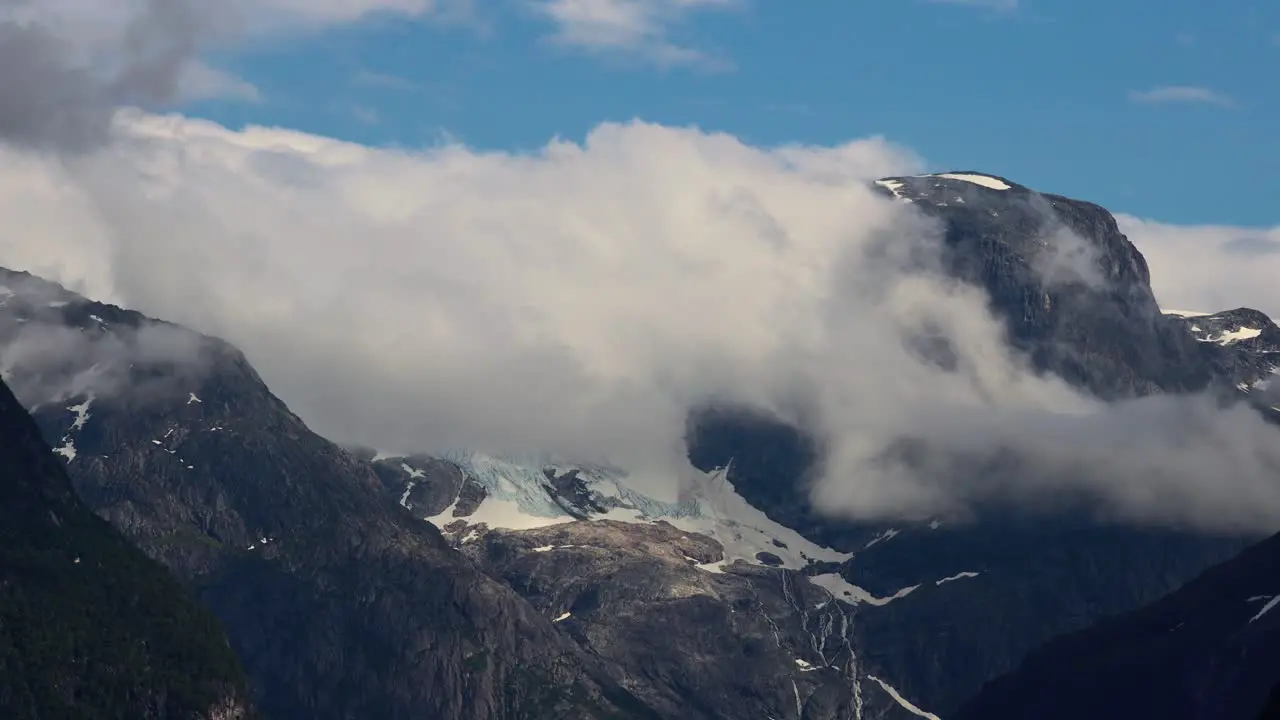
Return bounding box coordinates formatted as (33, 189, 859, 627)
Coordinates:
(952, 529, 1280, 720)
(363, 452, 876, 719)
(357, 171, 1280, 717)
(2, 170, 1277, 719)
(0, 367, 252, 717)
(0, 270, 655, 720)
(679, 171, 1280, 713)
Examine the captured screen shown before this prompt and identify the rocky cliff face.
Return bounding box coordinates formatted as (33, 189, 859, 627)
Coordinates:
(0, 368, 253, 719)
(0, 269, 654, 720)
(953, 528, 1280, 720)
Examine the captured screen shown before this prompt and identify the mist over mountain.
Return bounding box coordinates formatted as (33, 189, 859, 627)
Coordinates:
(4, 166, 1279, 718)
(5, 125, 1280, 535)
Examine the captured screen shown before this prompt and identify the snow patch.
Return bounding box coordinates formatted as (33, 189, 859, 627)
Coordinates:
(1214, 327, 1262, 345)
(187, 393, 202, 404)
(864, 528, 899, 549)
(467, 496, 571, 531)
(867, 676, 942, 720)
(53, 440, 76, 461)
(810, 573, 919, 606)
(51, 394, 94, 463)
(874, 178, 908, 200)
(67, 396, 93, 431)
(936, 571, 981, 586)
(664, 465, 852, 572)
(929, 172, 1011, 191)
(413, 453, 851, 574)
(553, 612, 571, 622)
(1163, 309, 1211, 318)
(1250, 595, 1280, 623)
(399, 482, 417, 508)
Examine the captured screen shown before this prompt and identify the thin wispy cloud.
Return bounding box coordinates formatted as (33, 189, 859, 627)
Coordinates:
(177, 62, 263, 104)
(1128, 86, 1235, 107)
(533, 0, 737, 70)
(925, 0, 1019, 10)
(353, 71, 419, 91)
(352, 105, 381, 125)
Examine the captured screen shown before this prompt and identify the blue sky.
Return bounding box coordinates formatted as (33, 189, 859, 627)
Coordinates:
(186, 0, 1279, 227)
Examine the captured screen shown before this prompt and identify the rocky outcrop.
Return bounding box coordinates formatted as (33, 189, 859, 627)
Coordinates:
(461, 520, 866, 720)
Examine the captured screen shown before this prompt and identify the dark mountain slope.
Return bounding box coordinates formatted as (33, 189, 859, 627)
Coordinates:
(1261, 685, 1280, 719)
(0, 268, 655, 720)
(0, 374, 253, 719)
(954, 529, 1280, 720)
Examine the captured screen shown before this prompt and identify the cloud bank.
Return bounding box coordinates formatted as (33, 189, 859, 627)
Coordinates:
(534, 0, 737, 69)
(1128, 86, 1235, 108)
(0, 0, 464, 151)
(2, 112, 1280, 531)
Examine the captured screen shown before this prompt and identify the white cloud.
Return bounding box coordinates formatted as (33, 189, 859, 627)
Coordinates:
(534, 0, 737, 69)
(0, 0, 462, 150)
(1128, 86, 1235, 107)
(2, 114, 1280, 532)
(925, 0, 1018, 10)
(176, 61, 263, 104)
(1119, 216, 1280, 318)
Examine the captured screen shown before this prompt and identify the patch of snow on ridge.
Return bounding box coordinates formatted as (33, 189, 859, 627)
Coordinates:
(864, 528, 899, 549)
(407, 452, 852, 573)
(810, 573, 919, 606)
(1163, 309, 1211, 318)
(874, 178, 910, 202)
(867, 676, 942, 720)
(929, 172, 1011, 191)
(1250, 595, 1280, 624)
(67, 395, 93, 431)
(936, 571, 981, 586)
(663, 463, 852, 571)
(53, 440, 77, 461)
(52, 394, 95, 463)
(1213, 327, 1262, 345)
